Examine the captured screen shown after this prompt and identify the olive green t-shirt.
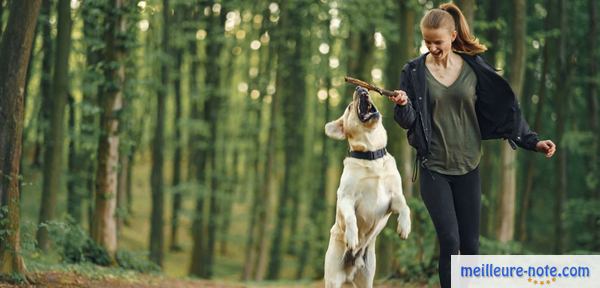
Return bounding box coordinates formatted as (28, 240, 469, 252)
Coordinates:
(425, 62, 481, 175)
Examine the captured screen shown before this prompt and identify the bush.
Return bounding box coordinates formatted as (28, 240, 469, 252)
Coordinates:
(44, 219, 111, 266)
(479, 236, 527, 254)
(116, 250, 160, 273)
(384, 197, 438, 283)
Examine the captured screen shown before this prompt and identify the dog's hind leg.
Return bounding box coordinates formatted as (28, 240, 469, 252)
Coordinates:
(351, 242, 376, 288)
(324, 237, 347, 288)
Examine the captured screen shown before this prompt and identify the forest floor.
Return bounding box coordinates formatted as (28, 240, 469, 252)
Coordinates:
(0, 271, 433, 287)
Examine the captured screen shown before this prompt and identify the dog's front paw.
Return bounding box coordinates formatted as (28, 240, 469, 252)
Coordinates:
(345, 230, 359, 252)
(397, 210, 411, 240)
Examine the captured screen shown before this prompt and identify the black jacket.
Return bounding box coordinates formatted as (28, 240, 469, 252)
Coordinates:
(394, 52, 539, 164)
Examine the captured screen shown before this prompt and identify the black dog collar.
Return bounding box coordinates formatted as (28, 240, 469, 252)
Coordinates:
(348, 148, 387, 160)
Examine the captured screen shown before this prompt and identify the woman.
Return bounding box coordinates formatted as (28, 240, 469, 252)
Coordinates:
(390, 3, 556, 288)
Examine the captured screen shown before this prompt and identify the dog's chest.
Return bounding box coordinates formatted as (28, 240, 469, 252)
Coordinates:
(355, 180, 392, 221)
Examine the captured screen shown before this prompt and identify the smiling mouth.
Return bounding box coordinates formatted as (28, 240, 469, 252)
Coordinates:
(356, 87, 380, 122)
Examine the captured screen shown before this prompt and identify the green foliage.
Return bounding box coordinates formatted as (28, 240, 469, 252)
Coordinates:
(0, 272, 27, 285)
(565, 199, 600, 250)
(480, 237, 527, 255)
(44, 220, 111, 266)
(384, 198, 438, 283)
(116, 250, 161, 273)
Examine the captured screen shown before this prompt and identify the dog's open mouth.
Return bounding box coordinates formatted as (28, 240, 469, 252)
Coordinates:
(356, 87, 380, 122)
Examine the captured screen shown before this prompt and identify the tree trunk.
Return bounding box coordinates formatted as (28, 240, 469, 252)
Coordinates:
(149, 0, 169, 267)
(496, 0, 525, 243)
(480, 0, 500, 238)
(553, 0, 568, 253)
(253, 7, 284, 278)
(202, 3, 226, 279)
(92, 0, 126, 261)
(0, 0, 41, 276)
(37, 0, 72, 251)
(518, 40, 548, 243)
(242, 5, 271, 280)
(268, 3, 306, 279)
(384, 0, 415, 198)
(219, 148, 238, 255)
(67, 94, 83, 223)
(380, 0, 416, 276)
(31, 0, 52, 168)
(80, 1, 103, 232)
(296, 65, 332, 280)
(169, 45, 184, 252)
(187, 12, 208, 276)
(253, 56, 280, 282)
(117, 150, 129, 231)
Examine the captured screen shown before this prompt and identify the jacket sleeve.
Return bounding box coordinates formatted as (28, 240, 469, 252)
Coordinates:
(511, 106, 540, 152)
(394, 64, 417, 130)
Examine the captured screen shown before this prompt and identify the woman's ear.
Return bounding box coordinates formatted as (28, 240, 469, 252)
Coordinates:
(325, 117, 345, 140)
(451, 30, 457, 42)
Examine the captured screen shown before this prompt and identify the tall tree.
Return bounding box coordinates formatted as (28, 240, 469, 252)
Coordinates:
(31, 0, 53, 169)
(267, 1, 307, 279)
(381, 0, 417, 276)
(251, 3, 285, 280)
(67, 94, 83, 223)
(91, 0, 127, 261)
(81, 0, 103, 231)
(553, 0, 568, 253)
(37, 0, 72, 250)
(149, 0, 169, 267)
(518, 0, 552, 242)
(480, 0, 500, 238)
(0, 0, 42, 276)
(203, 1, 227, 278)
(496, 0, 526, 243)
(169, 5, 185, 252)
(519, 37, 549, 243)
(187, 9, 209, 278)
(188, 9, 208, 278)
(242, 3, 272, 280)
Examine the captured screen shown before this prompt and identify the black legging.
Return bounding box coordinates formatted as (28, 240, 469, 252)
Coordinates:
(419, 166, 481, 288)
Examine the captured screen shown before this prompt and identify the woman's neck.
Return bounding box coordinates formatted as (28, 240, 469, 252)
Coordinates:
(429, 51, 458, 68)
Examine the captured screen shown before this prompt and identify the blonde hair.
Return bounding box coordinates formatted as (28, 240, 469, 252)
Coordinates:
(420, 2, 487, 55)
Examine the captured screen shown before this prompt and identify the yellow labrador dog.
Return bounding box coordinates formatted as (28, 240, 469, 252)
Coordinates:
(324, 86, 411, 288)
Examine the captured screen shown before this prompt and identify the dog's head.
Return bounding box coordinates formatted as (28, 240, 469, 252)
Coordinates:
(324, 86, 386, 151)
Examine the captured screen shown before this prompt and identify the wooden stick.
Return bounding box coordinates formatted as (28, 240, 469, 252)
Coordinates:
(344, 76, 398, 97)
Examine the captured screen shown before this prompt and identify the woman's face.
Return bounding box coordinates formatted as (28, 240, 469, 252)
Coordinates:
(422, 27, 456, 60)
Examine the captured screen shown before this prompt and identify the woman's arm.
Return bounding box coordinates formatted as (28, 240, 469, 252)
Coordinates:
(393, 64, 417, 129)
(512, 111, 556, 157)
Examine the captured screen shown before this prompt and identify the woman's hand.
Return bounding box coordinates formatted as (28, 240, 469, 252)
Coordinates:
(536, 140, 556, 158)
(390, 90, 409, 106)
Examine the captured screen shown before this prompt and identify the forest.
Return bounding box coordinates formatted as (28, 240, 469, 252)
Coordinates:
(0, 0, 598, 287)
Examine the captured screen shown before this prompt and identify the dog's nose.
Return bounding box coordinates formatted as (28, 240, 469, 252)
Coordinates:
(355, 86, 368, 95)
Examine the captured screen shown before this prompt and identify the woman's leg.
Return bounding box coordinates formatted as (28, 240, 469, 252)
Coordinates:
(451, 166, 482, 255)
(420, 168, 459, 288)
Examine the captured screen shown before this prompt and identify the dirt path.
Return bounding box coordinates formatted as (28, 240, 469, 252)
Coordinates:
(0, 272, 433, 287)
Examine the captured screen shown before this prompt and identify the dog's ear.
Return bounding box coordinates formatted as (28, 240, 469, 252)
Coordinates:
(325, 117, 346, 140)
